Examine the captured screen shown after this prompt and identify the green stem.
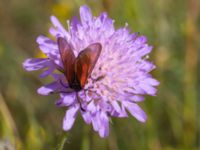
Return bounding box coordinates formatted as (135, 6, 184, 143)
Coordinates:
(57, 133, 68, 150)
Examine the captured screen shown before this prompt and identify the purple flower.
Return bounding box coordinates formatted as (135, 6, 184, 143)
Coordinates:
(23, 5, 159, 137)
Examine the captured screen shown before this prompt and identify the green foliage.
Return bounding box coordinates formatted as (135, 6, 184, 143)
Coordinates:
(0, 0, 199, 149)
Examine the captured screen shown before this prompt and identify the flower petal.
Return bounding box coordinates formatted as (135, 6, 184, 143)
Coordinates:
(39, 66, 56, 78)
(37, 81, 61, 95)
(129, 95, 144, 102)
(70, 16, 80, 31)
(23, 58, 50, 71)
(144, 78, 160, 86)
(56, 93, 76, 107)
(79, 5, 93, 26)
(81, 111, 92, 124)
(111, 101, 121, 113)
(36, 35, 57, 49)
(99, 111, 109, 137)
(50, 16, 70, 39)
(135, 36, 147, 45)
(49, 27, 61, 37)
(63, 104, 79, 131)
(87, 101, 97, 114)
(139, 83, 157, 96)
(123, 101, 147, 122)
(111, 102, 128, 118)
(91, 112, 101, 132)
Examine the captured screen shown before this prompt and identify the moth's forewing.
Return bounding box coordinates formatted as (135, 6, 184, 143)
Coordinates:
(75, 43, 102, 88)
(74, 55, 90, 89)
(83, 43, 102, 76)
(57, 37, 76, 84)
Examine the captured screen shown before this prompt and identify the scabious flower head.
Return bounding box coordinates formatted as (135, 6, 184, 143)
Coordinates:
(23, 5, 159, 137)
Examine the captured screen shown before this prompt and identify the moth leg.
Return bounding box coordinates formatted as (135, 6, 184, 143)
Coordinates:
(76, 92, 86, 111)
(59, 79, 69, 88)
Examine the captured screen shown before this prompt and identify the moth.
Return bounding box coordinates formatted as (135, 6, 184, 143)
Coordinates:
(57, 37, 102, 92)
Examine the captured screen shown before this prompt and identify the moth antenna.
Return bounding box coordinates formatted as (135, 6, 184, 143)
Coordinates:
(55, 64, 65, 73)
(49, 90, 73, 94)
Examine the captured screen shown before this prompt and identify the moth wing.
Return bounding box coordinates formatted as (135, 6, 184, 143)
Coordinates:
(57, 37, 75, 83)
(75, 43, 102, 88)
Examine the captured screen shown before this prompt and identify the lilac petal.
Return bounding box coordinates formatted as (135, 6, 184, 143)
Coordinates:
(81, 111, 92, 124)
(39, 66, 55, 78)
(39, 43, 57, 52)
(63, 104, 79, 131)
(23, 58, 50, 71)
(50, 16, 70, 38)
(37, 37, 58, 53)
(95, 12, 114, 35)
(120, 104, 128, 117)
(111, 101, 121, 113)
(39, 45, 57, 54)
(79, 5, 93, 26)
(91, 112, 101, 132)
(99, 111, 109, 137)
(111, 102, 128, 117)
(135, 36, 147, 45)
(51, 73, 66, 81)
(130, 32, 139, 40)
(123, 101, 147, 122)
(99, 101, 112, 112)
(49, 27, 61, 37)
(132, 85, 147, 95)
(129, 95, 144, 102)
(102, 17, 115, 36)
(94, 12, 107, 28)
(94, 12, 108, 29)
(137, 46, 153, 57)
(36, 35, 57, 49)
(70, 16, 80, 31)
(144, 78, 160, 86)
(87, 101, 97, 114)
(99, 12, 108, 21)
(56, 93, 76, 107)
(139, 83, 157, 96)
(140, 60, 155, 72)
(32, 45, 61, 66)
(50, 16, 64, 29)
(78, 91, 91, 103)
(37, 81, 61, 95)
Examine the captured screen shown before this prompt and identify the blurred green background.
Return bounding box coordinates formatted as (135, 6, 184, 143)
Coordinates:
(0, 0, 199, 149)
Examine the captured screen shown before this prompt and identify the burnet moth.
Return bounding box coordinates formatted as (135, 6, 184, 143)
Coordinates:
(57, 37, 102, 110)
(57, 37, 102, 91)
